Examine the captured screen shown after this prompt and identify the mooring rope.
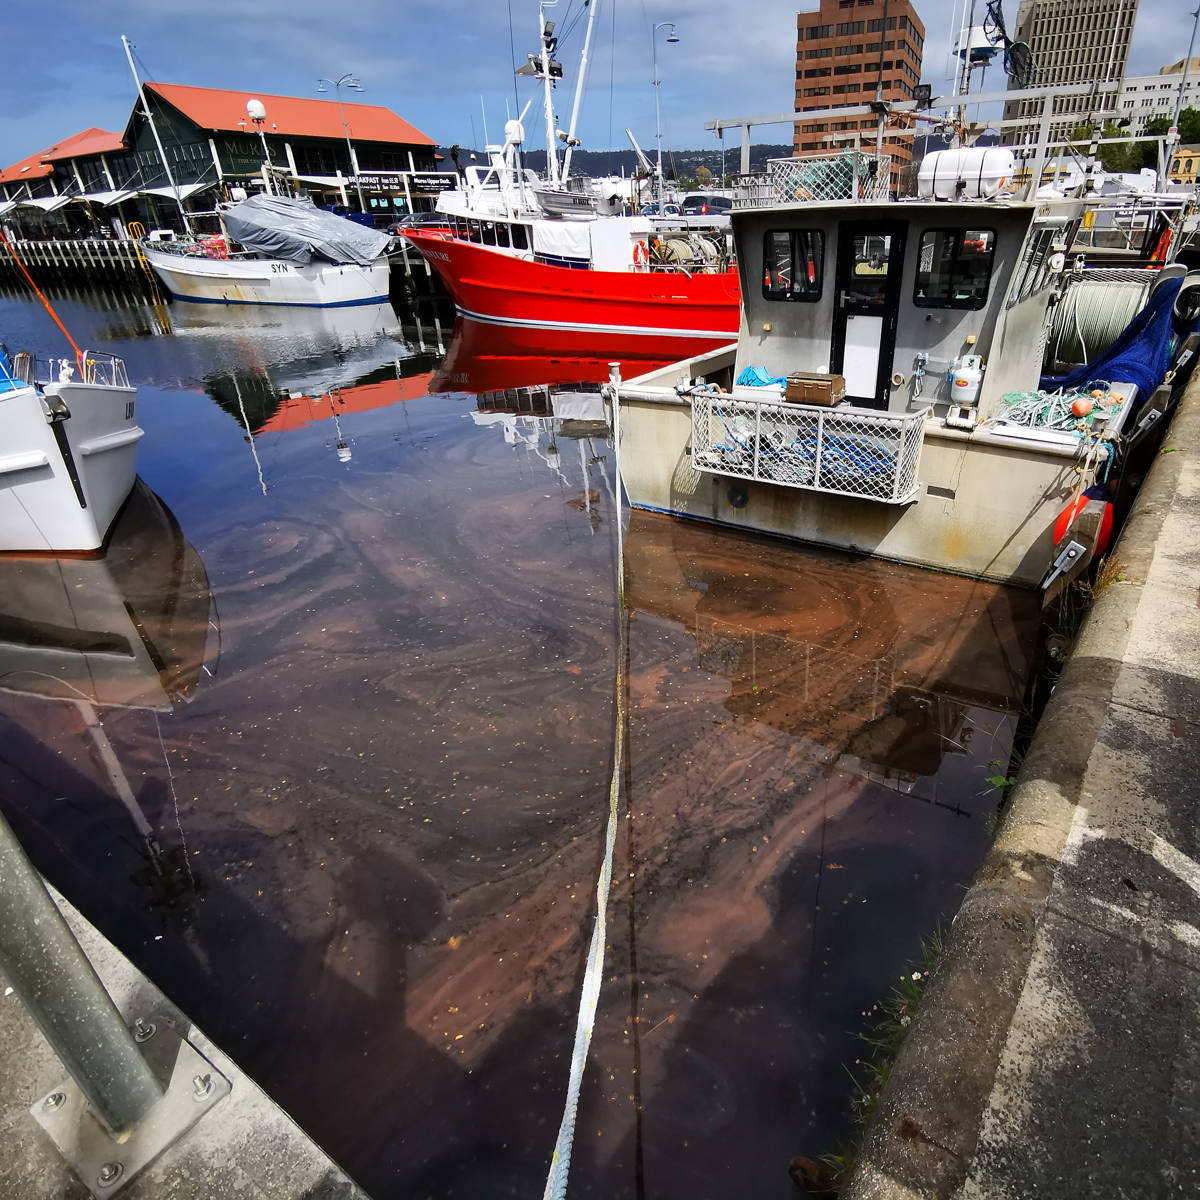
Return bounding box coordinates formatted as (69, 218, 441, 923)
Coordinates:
(541, 364, 629, 1200)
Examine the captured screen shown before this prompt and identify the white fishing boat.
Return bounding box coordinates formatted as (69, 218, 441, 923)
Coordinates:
(142, 194, 392, 308)
(606, 146, 1200, 590)
(0, 347, 143, 554)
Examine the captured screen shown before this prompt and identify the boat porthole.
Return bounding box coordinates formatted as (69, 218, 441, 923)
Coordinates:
(727, 484, 748, 509)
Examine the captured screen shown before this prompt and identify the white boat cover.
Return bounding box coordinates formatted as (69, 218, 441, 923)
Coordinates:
(223, 195, 390, 266)
(531, 219, 591, 262)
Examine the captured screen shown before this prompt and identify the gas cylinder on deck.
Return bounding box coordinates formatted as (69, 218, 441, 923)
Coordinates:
(949, 354, 984, 405)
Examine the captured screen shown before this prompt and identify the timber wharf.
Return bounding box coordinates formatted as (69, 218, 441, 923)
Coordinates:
(0, 234, 438, 294)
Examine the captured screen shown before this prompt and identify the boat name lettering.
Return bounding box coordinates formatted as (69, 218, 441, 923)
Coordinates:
(426, 249, 452, 263)
(271, 262, 291, 274)
(125, 401, 135, 420)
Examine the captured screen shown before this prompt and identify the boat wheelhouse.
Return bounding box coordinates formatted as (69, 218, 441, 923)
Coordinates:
(608, 151, 1198, 587)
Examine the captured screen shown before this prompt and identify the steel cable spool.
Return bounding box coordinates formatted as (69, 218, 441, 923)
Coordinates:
(1046, 278, 1151, 372)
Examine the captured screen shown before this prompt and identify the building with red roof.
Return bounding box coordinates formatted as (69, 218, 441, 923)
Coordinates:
(0, 82, 445, 238)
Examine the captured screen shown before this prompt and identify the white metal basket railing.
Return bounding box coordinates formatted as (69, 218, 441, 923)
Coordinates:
(690, 391, 928, 504)
(734, 152, 893, 209)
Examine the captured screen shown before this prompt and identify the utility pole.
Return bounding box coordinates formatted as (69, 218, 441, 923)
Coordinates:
(1165, 8, 1200, 186)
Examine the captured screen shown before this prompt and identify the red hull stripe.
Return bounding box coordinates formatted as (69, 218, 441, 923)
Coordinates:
(453, 304, 739, 340)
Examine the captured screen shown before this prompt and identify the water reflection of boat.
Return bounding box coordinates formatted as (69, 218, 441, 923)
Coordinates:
(430, 316, 672, 395)
(257, 371, 435, 436)
(0, 478, 212, 709)
(625, 510, 1037, 797)
(0, 346, 143, 553)
(187, 298, 441, 443)
(0, 478, 213, 911)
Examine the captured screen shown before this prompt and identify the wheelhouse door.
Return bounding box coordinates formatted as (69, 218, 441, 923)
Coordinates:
(830, 221, 906, 409)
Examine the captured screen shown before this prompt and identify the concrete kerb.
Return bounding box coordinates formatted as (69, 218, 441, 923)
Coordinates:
(841, 369, 1200, 1200)
(0, 885, 369, 1200)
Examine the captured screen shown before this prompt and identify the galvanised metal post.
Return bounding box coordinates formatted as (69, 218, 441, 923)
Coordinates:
(0, 809, 163, 1134)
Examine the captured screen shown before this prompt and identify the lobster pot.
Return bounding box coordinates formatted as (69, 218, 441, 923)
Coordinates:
(689, 391, 928, 504)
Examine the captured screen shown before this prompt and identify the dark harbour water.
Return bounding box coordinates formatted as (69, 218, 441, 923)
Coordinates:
(0, 286, 1040, 1198)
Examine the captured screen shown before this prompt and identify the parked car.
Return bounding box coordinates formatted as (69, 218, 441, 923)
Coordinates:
(680, 193, 733, 216)
(641, 201, 681, 216)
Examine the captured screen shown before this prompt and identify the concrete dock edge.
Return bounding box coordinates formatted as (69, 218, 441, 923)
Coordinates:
(843, 371, 1200, 1199)
(0, 886, 369, 1199)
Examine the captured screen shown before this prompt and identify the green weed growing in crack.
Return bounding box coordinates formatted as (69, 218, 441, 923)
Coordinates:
(792, 930, 946, 1196)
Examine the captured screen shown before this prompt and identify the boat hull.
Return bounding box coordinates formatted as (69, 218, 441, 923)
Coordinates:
(143, 247, 390, 308)
(405, 231, 741, 356)
(0, 380, 142, 553)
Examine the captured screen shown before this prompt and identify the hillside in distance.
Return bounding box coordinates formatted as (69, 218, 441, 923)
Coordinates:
(436, 143, 796, 179)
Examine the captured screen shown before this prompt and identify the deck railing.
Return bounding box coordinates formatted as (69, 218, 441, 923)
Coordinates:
(690, 390, 928, 504)
(2, 350, 130, 390)
(734, 152, 894, 208)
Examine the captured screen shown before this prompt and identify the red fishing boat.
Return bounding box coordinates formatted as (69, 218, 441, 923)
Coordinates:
(401, 0, 741, 356)
(406, 225, 741, 357)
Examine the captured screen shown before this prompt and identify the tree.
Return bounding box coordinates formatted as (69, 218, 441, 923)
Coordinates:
(1067, 122, 1142, 174)
(1180, 106, 1200, 146)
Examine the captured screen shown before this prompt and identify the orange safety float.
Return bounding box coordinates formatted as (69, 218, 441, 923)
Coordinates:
(1053, 484, 1114, 557)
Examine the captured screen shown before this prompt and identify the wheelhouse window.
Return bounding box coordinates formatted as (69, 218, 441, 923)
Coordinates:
(762, 229, 825, 302)
(914, 228, 996, 310)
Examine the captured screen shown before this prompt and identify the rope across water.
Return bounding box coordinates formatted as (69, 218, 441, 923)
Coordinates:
(541, 363, 629, 1200)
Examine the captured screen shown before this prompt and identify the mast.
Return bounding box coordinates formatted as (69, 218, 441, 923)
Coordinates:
(122, 35, 193, 237)
(538, 3, 561, 187)
(561, 0, 599, 179)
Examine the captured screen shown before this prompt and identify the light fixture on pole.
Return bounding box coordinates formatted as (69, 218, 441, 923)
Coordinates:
(246, 98, 270, 163)
(651, 22, 679, 196)
(317, 73, 367, 214)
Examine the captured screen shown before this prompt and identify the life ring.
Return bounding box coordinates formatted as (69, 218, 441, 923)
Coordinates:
(633, 240, 647, 267)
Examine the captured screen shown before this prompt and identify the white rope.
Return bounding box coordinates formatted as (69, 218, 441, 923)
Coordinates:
(541, 363, 628, 1200)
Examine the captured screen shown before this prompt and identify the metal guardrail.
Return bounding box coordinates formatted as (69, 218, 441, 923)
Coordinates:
(690, 390, 928, 504)
(734, 152, 894, 209)
(2, 350, 130, 390)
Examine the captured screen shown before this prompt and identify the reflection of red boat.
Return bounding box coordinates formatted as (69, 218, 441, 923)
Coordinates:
(257, 373, 435, 435)
(405, 228, 741, 359)
(429, 317, 674, 395)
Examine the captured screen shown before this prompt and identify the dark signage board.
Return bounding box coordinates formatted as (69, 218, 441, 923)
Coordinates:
(348, 173, 457, 192)
(411, 174, 457, 192)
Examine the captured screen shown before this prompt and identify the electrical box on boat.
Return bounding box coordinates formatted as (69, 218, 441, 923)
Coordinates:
(785, 372, 846, 406)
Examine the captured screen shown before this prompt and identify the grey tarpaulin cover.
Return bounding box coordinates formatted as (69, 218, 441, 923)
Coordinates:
(222, 195, 390, 265)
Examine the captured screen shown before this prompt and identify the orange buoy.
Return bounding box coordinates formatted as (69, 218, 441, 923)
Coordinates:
(1053, 487, 1113, 556)
(1072, 396, 1094, 417)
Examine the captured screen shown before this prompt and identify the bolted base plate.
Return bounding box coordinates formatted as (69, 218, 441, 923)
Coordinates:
(31, 1017, 230, 1198)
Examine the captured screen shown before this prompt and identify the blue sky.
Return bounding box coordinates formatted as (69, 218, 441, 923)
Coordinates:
(0, 0, 1184, 166)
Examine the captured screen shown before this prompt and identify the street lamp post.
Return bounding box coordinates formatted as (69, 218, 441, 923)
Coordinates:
(651, 22, 679, 197)
(317, 73, 367, 214)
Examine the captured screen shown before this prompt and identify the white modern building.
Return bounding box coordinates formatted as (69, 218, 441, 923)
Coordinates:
(1117, 57, 1200, 135)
